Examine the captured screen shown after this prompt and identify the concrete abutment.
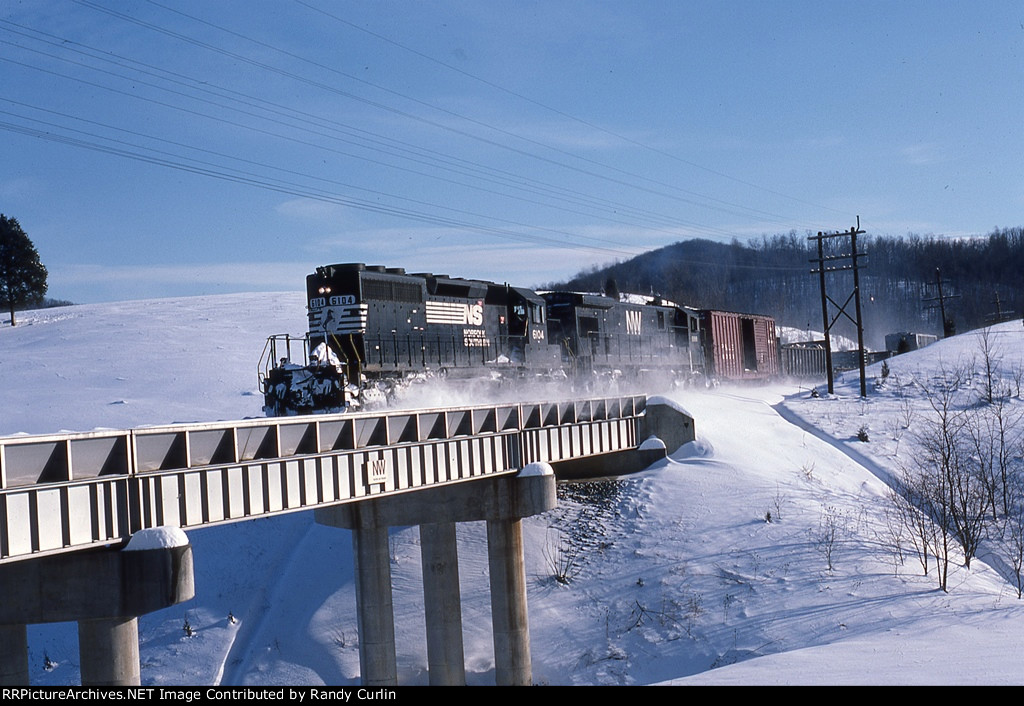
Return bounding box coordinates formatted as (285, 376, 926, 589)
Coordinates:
(0, 532, 194, 686)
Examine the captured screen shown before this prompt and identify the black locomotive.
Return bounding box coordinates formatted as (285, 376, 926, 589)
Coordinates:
(260, 263, 709, 416)
(543, 290, 704, 379)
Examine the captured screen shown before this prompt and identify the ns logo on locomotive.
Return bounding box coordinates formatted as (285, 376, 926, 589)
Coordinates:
(259, 263, 712, 416)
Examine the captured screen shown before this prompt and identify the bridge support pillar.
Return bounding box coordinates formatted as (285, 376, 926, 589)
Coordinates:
(316, 463, 556, 686)
(78, 617, 141, 686)
(486, 518, 531, 686)
(0, 625, 29, 686)
(419, 522, 465, 686)
(0, 528, 194, 686)
(352, 525, 398, 686)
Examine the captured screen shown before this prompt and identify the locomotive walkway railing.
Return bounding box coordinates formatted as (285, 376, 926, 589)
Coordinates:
(0, 394, 647, 564)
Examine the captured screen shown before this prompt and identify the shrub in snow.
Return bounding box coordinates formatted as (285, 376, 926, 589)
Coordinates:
(814, 506, 845, 574)
(543, 528, 582, 585)
(772, 483, 787, 521)
(857, 425, 870, 442)
(800, 462, 816, 482)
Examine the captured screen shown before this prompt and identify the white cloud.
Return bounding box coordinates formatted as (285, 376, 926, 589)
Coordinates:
(900, 142, 947, 166)
(275, 198, 351, 223)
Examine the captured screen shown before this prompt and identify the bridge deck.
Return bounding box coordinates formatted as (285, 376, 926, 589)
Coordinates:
(0, 395, 646, 563)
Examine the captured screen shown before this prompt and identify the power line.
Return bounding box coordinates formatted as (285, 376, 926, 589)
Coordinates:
(0, 21, 745, 241)
(3, 1, 846, 267)
(78, 0, 830, 232)
(0, 109, 640, 257)
(291, 0, 853, 226)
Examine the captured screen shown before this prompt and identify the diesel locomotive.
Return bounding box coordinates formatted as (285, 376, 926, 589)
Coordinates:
(259, 263, 710, 416)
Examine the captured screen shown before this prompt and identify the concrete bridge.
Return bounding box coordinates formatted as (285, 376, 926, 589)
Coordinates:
(0, 394, 693, 686)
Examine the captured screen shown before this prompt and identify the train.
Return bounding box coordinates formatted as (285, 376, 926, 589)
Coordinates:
(259, 263, 777, 416)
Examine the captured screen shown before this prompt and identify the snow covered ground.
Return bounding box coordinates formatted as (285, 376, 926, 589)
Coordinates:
(3, 296, 1024, 686)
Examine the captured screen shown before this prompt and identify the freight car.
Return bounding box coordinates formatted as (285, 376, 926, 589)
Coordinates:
(260, 263, 777, 415)
(698, 310, 779, 380)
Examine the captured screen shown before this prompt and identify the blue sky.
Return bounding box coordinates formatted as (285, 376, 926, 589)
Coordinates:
(2, 1, 1022, 303)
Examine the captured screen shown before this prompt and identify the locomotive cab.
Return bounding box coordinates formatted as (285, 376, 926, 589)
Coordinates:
(488, 285, 559, 369)
(307, 263, 370, 385)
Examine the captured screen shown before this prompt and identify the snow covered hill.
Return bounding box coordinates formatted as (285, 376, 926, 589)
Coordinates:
(0, 293, 306, 435)
(4, 297, 1024, 685)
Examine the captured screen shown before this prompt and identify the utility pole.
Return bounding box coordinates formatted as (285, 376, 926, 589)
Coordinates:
(986, 290, 1017, 325)
(809, 218, 868, 397)
(922, 268, 960, 338)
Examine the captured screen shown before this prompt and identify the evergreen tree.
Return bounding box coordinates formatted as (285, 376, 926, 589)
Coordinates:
(0, 214, 48, 326)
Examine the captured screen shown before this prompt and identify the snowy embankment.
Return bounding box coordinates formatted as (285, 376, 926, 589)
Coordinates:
(4, 298, 1024, 685)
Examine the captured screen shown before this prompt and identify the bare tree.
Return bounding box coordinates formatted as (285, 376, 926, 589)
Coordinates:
(927, 364, 994, 566)
(885, 374, 917, 457)
(893, 373, 917, 431)
(959, 382, 1022, 522)
(965, 405, 1001, 522)
(879, 501, 908, 576)
(1002, 475, 1024, 598)
(946, 419, 991, 567)
(890, 468, 931, 577)
(990, 394, 1024, 517)
(977, 327, 1002, 405)
(1010, 362, 1024, 399)
(899, 363, 991, 587)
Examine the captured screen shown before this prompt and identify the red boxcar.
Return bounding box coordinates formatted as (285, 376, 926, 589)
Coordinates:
(699, 310, 778, 380)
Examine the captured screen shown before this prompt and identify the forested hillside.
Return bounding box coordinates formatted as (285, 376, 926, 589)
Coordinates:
(549, 227, 1024, 350)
